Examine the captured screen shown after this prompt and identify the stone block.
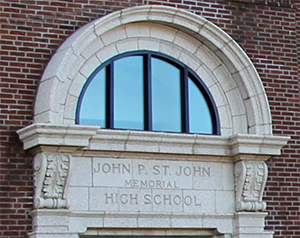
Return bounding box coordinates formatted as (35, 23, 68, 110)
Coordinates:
(125, 23, 151, 37)
(233, 115, 247, 134)
(173, 10, 204, 33)
(90, 187, 119, 212)
(137, 214, 171, 228)
(80, 55, 101, 78)
(101, 25, 127, 45)
(183, 190, 215, 213)
(213, 65, 236, 93)
(69, 157, 92, 186)
(196, 65, 218, 88)
(196, 44, 221, 71)
(226, 89, 245, 116)
(116, 38, 139, 54)
(192, 162, 222, 190)
(159, 41, 182, 59)
(170, 215, 202, 228)
(68, 187, 89, 211)
(64, 95, 78, 120)
(222, 163, 234, 190)
(216, 191, 235, 213)
(120, 5, 150, 24)
(81, 36, 105, 60)
(179, 51, 201, 72)
(94, 11, 121, 36)
(174, 31, 201, 54)
(69, 216, 104, 232)
(150, 24, 177, 42)
(138, 38, 160, 51)
(96, 44, 119, 63)
(69, 73, 87, 98)
(104, 214, 138, 228)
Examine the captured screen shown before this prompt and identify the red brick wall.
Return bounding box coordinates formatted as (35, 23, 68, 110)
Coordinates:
(0, 1, 299, 237)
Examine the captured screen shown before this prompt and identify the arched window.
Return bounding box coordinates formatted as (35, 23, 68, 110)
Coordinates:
(76, 51, 220, 134)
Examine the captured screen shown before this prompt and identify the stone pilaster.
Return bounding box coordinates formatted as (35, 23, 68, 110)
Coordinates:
(233, 212, 274, 238)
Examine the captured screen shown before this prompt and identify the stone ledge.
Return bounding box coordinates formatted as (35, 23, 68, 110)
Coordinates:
(17, 123, 99, 150)
(18, 123, 289, 158)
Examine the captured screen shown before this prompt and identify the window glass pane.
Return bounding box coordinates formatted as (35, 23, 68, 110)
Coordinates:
(152, 58, 181, 132)
(79, 69, 106, 127)
(114, 56, 144, 130)
(189, 78, 213, 134)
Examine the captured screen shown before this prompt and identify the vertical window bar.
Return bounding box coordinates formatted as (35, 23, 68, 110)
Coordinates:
(181, 67, 189, 133)
(144, 53, 152, 131)
(106, 63, 114, 128)
(211, 100, 221, 135)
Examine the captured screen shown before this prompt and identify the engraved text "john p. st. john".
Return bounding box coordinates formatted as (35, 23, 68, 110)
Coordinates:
(93, 162, 211, 177)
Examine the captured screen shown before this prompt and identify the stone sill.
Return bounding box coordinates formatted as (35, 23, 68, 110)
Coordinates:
(17, 123, 289, 157)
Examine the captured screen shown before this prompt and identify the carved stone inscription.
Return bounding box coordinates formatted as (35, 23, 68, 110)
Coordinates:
(91, 158, 227, 213)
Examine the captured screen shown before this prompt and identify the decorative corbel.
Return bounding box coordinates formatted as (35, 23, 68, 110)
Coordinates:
(234, 160, 268, 212)
(33, 153, 71, 209)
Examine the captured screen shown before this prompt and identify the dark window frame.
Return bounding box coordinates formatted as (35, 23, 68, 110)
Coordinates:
(76, 51, 220, 135)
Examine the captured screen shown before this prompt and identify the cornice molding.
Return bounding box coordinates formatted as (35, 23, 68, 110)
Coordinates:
(17, 123, 289, 158)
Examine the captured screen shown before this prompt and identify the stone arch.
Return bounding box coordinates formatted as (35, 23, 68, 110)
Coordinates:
(35, 5, 272, 136)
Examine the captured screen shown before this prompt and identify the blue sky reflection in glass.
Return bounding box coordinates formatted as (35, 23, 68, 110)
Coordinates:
(114, 56, 144, 130)
(79, 69, 106, 127)
(189, 78, 212, 134)
(78, 52, 217, 134)
(152, 57, 181, 132)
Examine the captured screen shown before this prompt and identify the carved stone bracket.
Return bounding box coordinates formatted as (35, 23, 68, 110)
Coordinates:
(33, 153, 71, 209)
(234, 160, 268, 212)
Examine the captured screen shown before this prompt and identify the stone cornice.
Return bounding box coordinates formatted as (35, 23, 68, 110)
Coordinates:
(17, 123, 289, 158)
(17, 123, 99, 149)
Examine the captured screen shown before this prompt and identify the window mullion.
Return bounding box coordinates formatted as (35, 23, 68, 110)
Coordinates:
(144, 54, 152, 131)
(181, 67, 189, 133)
(106, 63, 114, 128)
